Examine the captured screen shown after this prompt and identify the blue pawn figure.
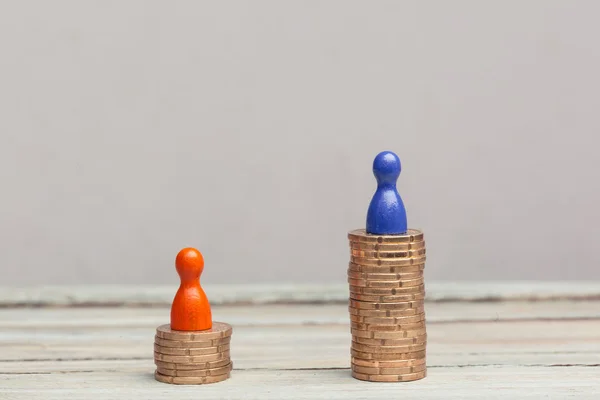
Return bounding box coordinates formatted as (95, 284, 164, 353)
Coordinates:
(366, 151, 408, 235)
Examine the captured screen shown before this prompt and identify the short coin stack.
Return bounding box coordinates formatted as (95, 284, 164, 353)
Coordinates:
(347, 228, 427, 382)
(153, 322, 233, 384)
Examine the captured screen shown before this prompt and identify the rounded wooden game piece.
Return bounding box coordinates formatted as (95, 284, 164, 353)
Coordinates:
(154, 370, 230, 385)
(157, 322, 232, 341)
(366, 151, 408, 235)
(170, 247, 212, 331)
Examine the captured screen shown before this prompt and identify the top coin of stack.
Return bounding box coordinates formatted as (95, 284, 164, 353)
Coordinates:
(154, 247, 233, 385)
(347, 151, 427, 383)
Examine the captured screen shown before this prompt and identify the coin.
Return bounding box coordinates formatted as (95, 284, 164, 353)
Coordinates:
(351, 349, 426, 361)
(347, 270, 423, 281)
(154, 358, 231, 370)
(350, 256, 426, 267)
(350, 248, 426, 259)
(349, 292, 426, 303)
(348, 307, 425, 318)
(352, 356, 426, 368)
(348, 263, 425, 273)
(155, 336, 231, 348)
(349, 241, 425, 251)
(349, 299, 425, 311)
(351, 370, 426, 382)
(348, 229, 424, 243)
(154, 350, 230, 363)
(349, 298, 423, 310)
(351, 328, 427, 339)
(156, 363, 232, 377)
(349, 313, 424, 325)
(154, 370, 230, 385)
(353, 334, 427, 347)
(351, 341, 426, 354)
(350, 320, 426, 331)
(350, 283, 424, 294)
(154, 343, 229, 356)
(156, 322, 232, 341)
(348, 277, 424, 288)
(351, 363, 426, 375)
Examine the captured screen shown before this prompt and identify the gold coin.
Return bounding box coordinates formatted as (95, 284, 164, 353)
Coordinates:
(352, 356, 426, 368)
(349, 292, 426, 303)
(349, 283, 424, 294)
(156, 363, 232, 377)
(349, 298, 423, 310)
(154, 336, 231, 348)
(353, 334, 427, 347)
(154, 370, 230, 385)
(155, 358, 231, 370)
(351, 369, 426, 382)
(154, 343, 229, 356)
(349, 299, 425, 311)
(154, 350, 230, 363)
(348, 277, 424, 288)
(347, 270, 423, 281)
(349, 306, 425, 318)
(350, 241, 425, 251)
(351, 363, 426, 375)
(351, 328, 427, 339)
(351, 341, 426, 354)
(156, 322, 232, 341)
(349, 291, 425, 302)
(351, 349, 426, 361)
(348, 263, 425, 274)
(348, 229, 424, 243)
(350, 256, 426, 267)
(350, 320, 426, 331)
(350, 248, 426, 259)
(349, 313, 424, 325)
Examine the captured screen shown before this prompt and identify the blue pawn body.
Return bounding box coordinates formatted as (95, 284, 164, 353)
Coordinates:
(366, 151, 408, 235)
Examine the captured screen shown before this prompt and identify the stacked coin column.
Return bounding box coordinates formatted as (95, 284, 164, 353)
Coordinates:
(347, 229, 427, 382)
(153, 323, 233, 385)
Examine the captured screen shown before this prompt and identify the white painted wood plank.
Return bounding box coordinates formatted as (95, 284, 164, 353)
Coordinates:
(1, 281, 599, 306)
(1, 314, 599, 369)
(1, 301, 600, 329)
(1, 367, 599, 399)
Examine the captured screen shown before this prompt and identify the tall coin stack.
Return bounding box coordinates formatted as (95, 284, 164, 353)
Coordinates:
(153, 322, 233, 384)
(347, 229, 427, 382)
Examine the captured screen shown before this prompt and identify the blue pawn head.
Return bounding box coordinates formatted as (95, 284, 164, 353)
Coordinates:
(366, 151, 408, 235)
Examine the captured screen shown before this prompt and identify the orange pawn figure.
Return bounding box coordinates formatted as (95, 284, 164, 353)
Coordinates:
(170, 247, 212, 331)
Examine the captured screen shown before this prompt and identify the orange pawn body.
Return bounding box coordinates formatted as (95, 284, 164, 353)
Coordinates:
(170, 248, 212, 331)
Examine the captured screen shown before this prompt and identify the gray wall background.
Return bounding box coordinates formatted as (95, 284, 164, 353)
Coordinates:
(1, 1, 599, 285)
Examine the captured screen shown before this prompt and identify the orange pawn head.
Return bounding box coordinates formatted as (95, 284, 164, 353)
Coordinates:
(170, 247, 212, 331)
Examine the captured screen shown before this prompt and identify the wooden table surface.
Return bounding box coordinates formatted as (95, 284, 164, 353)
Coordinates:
(1, 283, 599, 399)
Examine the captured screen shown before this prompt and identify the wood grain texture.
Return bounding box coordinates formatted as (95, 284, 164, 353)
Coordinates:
(1, 282, 600, 306)
(1, 285, 599, 398)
